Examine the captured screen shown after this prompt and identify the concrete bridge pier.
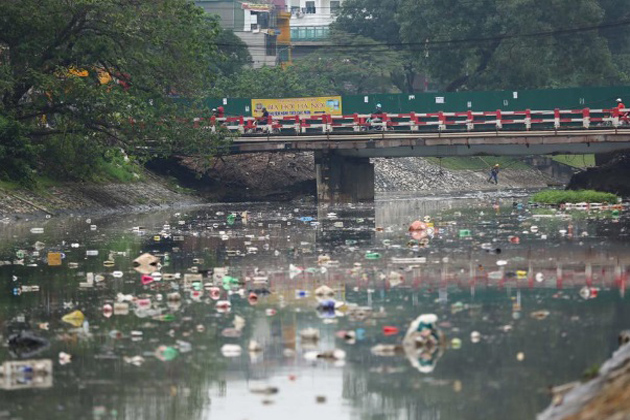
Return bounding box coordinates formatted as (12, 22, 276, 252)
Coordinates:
(315, 151, 374, 203)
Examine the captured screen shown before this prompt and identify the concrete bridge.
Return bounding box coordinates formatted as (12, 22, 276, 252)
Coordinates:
(206, 108, 630, 202)
(227, 129, 630, 202)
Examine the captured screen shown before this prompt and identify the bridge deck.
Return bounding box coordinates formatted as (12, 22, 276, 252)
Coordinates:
(229, 129, 630, 158)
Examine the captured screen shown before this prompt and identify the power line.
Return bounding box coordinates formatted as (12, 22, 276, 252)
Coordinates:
(211, 17, 630, 49)
(198, 0, 561, 12)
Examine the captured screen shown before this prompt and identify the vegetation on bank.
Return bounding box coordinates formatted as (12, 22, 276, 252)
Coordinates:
(425, 155, 596, 171)
(551, 155, 596, 168)
(532, 189, 619, 204)
(0, 0, 232, 188)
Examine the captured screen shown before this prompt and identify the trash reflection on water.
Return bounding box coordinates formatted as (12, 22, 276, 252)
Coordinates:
(0, 192, 629, 420)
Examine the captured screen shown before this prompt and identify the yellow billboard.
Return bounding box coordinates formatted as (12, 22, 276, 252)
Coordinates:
(251, 96, 342, 118)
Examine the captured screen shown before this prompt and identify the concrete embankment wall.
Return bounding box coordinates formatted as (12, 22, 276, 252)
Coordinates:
(0, 174, 200, 218)
(0, 152, 566, 217)
(373, 157, 554, 193)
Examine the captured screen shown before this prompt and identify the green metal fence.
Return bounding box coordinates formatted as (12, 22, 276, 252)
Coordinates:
(202, 86, 630, 117)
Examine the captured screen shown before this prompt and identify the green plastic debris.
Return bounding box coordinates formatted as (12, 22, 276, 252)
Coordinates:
(227, 214, 236, 225)
(451, 338, 462, 350)
(222, 275, 239, 290)
(16, 250, 25, 259)
(612, 209, 620, 218)
(365, 252, 381, 260)
(155, 345, 178, 361)
(459, 229, 471, 238)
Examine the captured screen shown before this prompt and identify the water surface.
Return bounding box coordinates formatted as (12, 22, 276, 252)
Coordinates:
(1, 191, 629, 420)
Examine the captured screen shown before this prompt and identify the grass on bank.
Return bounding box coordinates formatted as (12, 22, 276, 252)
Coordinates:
(425, 155, 596, 171)
(551, 154, 595, 168)
(532, 189, 619, 204)
(0, 159, 143, 193)
(90, 157, 144, 183)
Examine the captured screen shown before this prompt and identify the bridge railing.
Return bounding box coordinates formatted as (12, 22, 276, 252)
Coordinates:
(195, 108, 629, 135)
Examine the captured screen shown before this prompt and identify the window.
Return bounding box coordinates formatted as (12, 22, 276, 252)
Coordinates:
(265, 34, 277, 56)
(291, 6, 300, 14)
(330, 1, 340, 13)
(305, 1, 316, 14)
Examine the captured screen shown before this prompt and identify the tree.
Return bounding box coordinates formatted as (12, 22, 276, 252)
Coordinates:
(0, 0, 231, 183)
(396, 0, 621, 91)
(211, 29, 252, 78)
(598, 0, 630, 55)
(332, 0, 418, 92)
(212, 64, 334, 98)
(293, 32, 404, 95)
(598, 0, 630, 84)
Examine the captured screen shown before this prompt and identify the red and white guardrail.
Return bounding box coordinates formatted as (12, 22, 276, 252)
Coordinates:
(193, 107, 630, 134)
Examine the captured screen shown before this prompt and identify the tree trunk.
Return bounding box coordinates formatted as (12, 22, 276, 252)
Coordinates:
(445, 40, 501, 92)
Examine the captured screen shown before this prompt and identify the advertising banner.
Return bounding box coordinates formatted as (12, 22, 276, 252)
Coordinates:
(251, 96, 342, 118)
(241, 3, 272, 12)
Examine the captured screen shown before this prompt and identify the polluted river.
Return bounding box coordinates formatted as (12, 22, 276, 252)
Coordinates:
(1, 191, 629, 420)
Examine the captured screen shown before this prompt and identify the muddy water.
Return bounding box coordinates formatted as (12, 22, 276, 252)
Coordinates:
(0, 191, 629, 420)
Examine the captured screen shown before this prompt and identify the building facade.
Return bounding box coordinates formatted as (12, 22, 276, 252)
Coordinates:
(287, 0, 339, 42)
(196, 0, 341, 67)
(196, 0, 289, 67)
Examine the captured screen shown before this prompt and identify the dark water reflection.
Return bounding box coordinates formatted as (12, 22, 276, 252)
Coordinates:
(0, 191, 629, 420)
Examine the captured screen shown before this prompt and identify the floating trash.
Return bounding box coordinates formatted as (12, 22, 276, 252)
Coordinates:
(155, 346, 178, 362)
(530, 310, 550, 320)
(61, 310, 85, 327)
(221, 344, 242, 358)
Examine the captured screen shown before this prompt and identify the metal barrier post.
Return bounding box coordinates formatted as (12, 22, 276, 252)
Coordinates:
(554, 108, 560, 129)
(582, 108, 590, 129)
(525, 109, 531, 131)
(466, 110, 474, 131)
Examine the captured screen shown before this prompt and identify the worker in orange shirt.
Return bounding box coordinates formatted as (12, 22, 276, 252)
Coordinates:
(616, 98, 629, 124)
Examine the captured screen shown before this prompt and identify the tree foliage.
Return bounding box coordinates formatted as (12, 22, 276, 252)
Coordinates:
(330, 0, 629, 92)
(332, 0, 417, 92)
(214, 31, 404, 98)
(211, 29, 252, 78)
(212, 64, 334, 98)
(294, 32, 404, 95)
(397, 0, 620, 91)
(0, 0, 231, 183)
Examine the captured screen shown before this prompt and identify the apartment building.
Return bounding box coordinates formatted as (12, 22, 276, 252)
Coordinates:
(196, 0, 341, 66)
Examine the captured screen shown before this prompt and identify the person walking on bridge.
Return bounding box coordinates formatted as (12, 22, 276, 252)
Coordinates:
(488, 164, 500, 184)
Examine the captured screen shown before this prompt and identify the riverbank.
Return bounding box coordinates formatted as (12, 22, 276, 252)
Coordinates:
(158, 153, 561, 199)
(373, 157, 555, 192)
(0, 152, 569, 218)
(538, 341, 630, 420)
(0, 172, 202, 219)
(568, 152, 630, 196)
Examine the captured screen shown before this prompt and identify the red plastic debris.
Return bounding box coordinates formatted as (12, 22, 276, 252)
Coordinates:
(382, 326, 399, 336)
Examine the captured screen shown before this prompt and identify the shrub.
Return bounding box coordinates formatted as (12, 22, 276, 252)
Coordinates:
(532, 189, 619, 204)
(0, 116, 38, 186)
